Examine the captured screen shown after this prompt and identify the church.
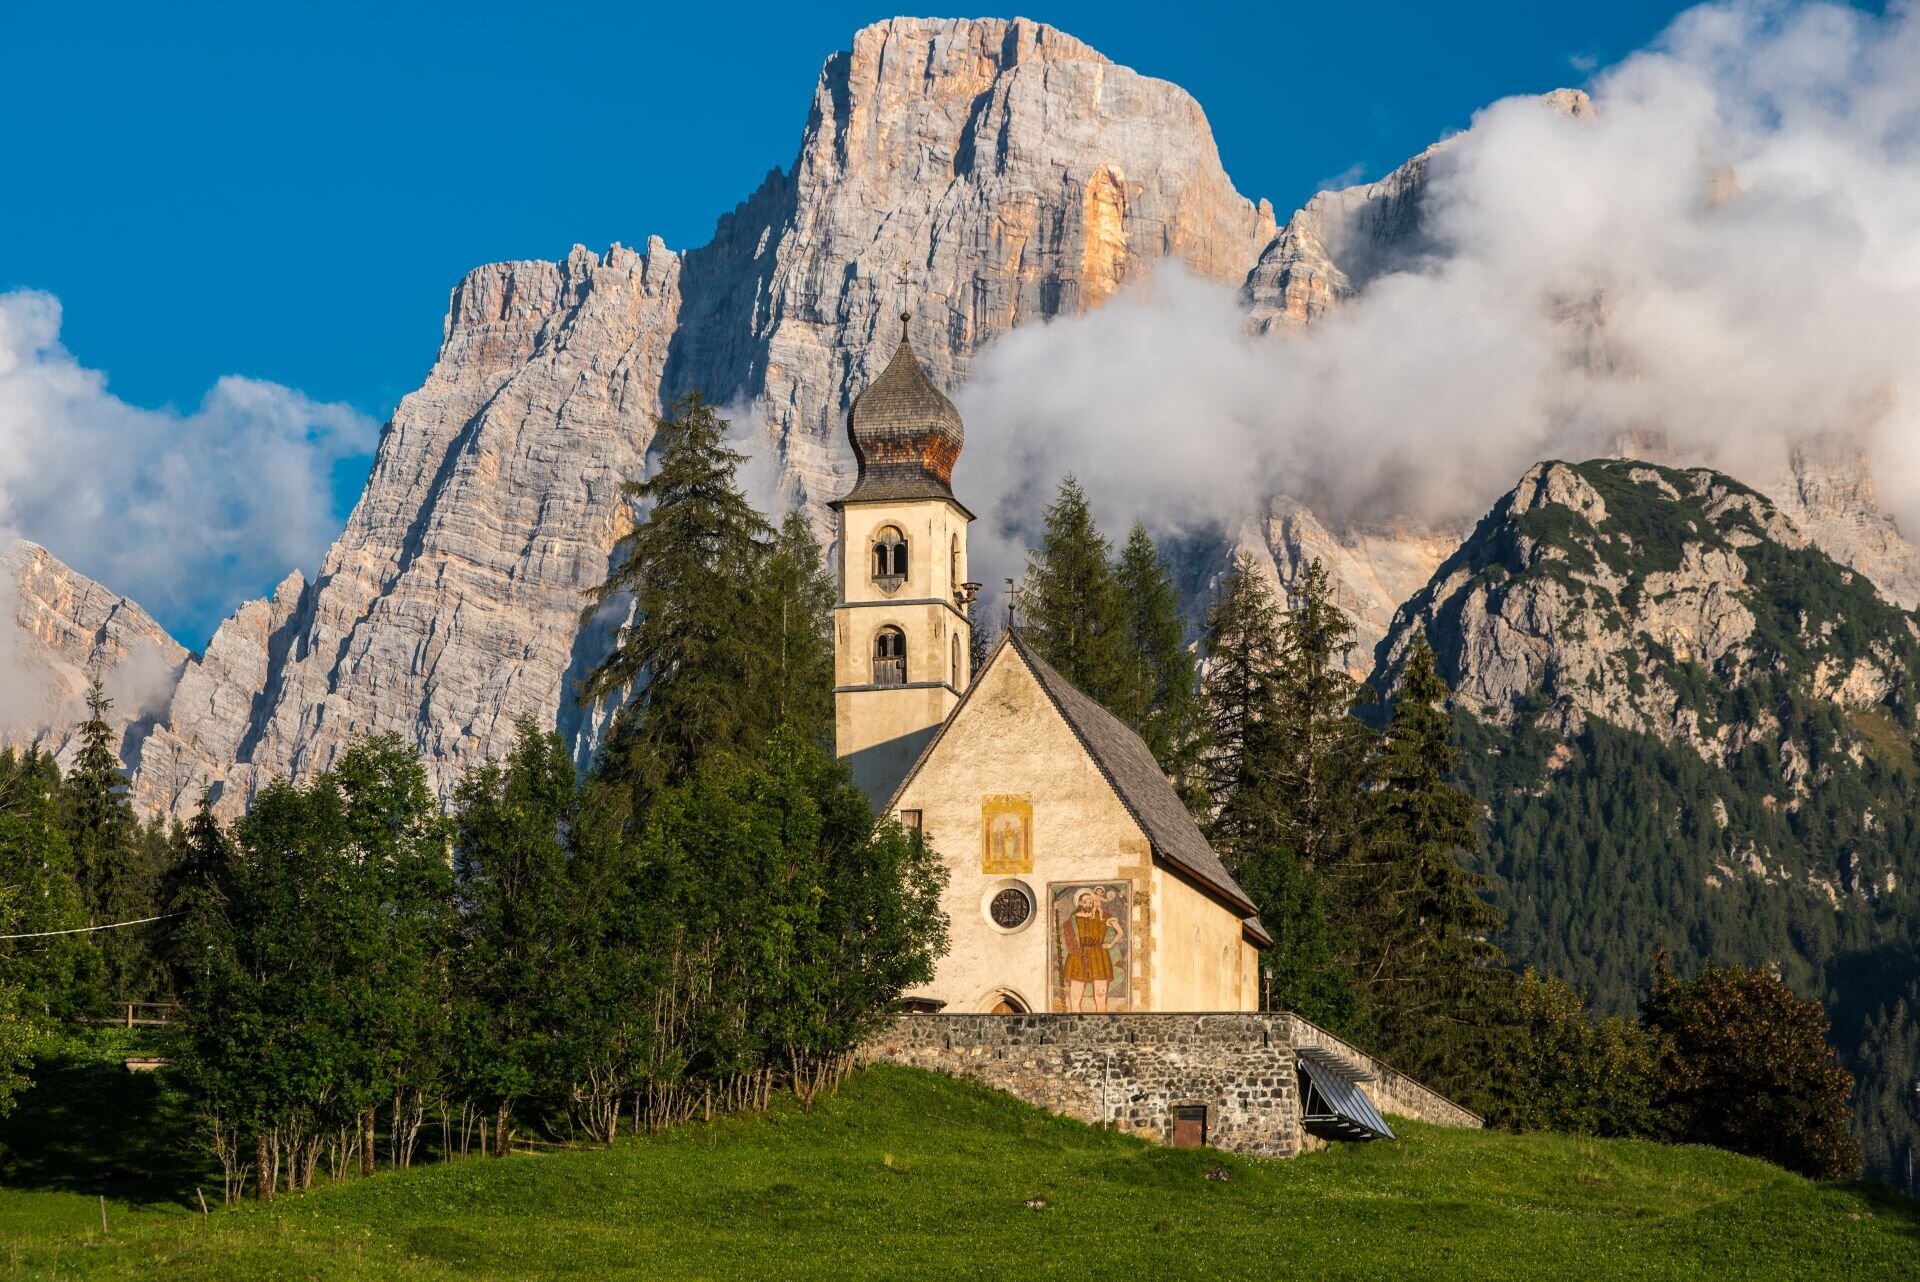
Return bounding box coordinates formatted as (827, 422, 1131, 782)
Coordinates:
(829, 316, 1268, 1018)
(831, 318, 1482, 1156)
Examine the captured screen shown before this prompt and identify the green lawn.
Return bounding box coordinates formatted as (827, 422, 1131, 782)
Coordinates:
(1, 1041, 1915, 1281)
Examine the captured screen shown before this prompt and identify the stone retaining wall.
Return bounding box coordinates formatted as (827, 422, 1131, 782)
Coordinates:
(1284, 1014, 1483, 1129)
(860, 1013, 1301, 1156)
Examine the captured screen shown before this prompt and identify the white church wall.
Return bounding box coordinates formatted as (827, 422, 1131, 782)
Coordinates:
(1151, 865, 1260, 1012)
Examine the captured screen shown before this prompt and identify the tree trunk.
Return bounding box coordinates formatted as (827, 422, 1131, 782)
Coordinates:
(255, 1132, 274, 1202)
(494, 1099, 511, 1157)
(362, 1106, 376, 1176)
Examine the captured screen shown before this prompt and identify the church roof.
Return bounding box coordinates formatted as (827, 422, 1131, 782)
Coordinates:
(890, 630, 1270, 946)
(834, 314, 968, 511)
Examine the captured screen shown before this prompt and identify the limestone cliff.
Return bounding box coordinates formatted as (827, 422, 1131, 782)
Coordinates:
(122, 16, 1277, 815)
(8, 18, 1918, 816)
(1, 540, 187, 769)
(1377, 457, 1920, 1186)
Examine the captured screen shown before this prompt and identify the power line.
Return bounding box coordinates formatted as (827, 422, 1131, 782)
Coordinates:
(0, 911, 183, 941)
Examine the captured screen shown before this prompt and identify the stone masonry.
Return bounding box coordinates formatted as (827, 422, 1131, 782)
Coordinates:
(860, 1012, 1481, 1157)
(862, 1013, 1301, 1156)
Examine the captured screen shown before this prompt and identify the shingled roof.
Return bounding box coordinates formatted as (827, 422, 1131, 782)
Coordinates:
(833, 315, 969, 511)
(891, 630, 1270, 946)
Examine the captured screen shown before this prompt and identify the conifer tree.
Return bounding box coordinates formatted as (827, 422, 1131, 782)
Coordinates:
(1199, 555, 1353, 1025)
(0, 747, 99, 1016)
(62, 679, 171, 1001)
(757, 511, 836, 746)
(1269, 559, 1376, 874)
(1199, 554, 1284, 849)
(1016, 476, 1130, 706)
(583, 393, 776, 805)
(65, 678, 129, 908)
(1113, 523, 1205, 797)
(1355, 633, 1507, 1088)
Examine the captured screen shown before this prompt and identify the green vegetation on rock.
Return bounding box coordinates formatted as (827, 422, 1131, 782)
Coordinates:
(1378, 457, 1920, 1189)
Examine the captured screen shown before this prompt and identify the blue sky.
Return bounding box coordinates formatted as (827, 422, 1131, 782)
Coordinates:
(0, 1, 1714, 643)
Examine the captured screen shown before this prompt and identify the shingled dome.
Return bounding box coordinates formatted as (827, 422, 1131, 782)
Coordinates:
(835, 313, 966, 508)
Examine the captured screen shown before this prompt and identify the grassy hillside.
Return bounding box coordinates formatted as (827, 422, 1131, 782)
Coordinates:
(1, 1047, 1914, 1281)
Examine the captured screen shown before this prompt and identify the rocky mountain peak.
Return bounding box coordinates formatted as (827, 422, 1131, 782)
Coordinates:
(1378, 458, 1916, 767)
(95, 15, 1280, 818)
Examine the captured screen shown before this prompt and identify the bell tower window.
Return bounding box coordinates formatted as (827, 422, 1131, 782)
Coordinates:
(872, 526, 908, 592)
(874, 626, 907, 686)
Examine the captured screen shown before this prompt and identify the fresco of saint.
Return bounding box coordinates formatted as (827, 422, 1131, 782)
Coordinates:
(1052, 883, 1128, 1012)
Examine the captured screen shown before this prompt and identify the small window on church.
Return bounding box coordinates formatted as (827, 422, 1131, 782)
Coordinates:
(874, 626, 906, 686)
(951, 634, 962, 691)
(872, 526, 907, 591)
(950, 533, 960, 587)
(989, 887, 1033, 929)
(899, 809, 922, 831)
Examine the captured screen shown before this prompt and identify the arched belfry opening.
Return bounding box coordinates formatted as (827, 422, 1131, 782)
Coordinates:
(873, 627, 906, 686)
(872, 525, 908, 590)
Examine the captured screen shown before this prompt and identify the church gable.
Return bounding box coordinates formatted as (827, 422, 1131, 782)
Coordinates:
(891, 634, 1264, 1015)
(892, 635, 1149, 871)
(891, 637, 1158, 1013)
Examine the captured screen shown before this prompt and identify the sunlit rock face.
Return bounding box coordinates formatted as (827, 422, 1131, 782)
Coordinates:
(110, 16, 1279, 816)
(6, 21, 1916, 814)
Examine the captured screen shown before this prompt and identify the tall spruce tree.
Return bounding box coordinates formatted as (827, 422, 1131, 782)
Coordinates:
(1199, 555, 1354, 1025)
(1016, 476, 1130, 706)
(1113, 523, 1205, 796)
(1269, 559, 1376, 873)
(757, 511, 836, 746)
(63, 679, 171, 1001)
(582, 393, 777, 805)
(1355, 633, 1507, 1091)
(1200, 554, 1284, 848)
(0, 747, 99, 1016)
(65, 679, 129, 909)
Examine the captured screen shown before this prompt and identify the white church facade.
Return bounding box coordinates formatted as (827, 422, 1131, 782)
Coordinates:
(830, 317, 1268, 1017)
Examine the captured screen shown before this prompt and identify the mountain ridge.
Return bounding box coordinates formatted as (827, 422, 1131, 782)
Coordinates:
(2, 15, 1916, 821)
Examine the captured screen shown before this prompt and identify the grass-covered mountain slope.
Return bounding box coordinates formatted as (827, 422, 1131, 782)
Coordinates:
(1375, 458, 1920, 1186)
(2, 1053, 1914, 1281)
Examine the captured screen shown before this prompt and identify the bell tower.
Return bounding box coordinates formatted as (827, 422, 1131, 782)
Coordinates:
(832, 313, 978, 809)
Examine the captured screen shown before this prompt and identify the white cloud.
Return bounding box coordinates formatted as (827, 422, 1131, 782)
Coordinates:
(954, 1, 1920, 587)
(0, 289, 377, 643)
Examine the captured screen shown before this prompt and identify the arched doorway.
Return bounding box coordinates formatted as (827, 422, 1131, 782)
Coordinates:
(985, 990, 1030, 1015)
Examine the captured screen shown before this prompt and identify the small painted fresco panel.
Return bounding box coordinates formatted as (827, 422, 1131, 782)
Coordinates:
(981, 794, 1032, 873)
(1049, 880, 1131, 1012)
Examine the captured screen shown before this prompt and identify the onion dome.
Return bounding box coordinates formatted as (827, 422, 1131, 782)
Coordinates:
(835, 313, 967, 509)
